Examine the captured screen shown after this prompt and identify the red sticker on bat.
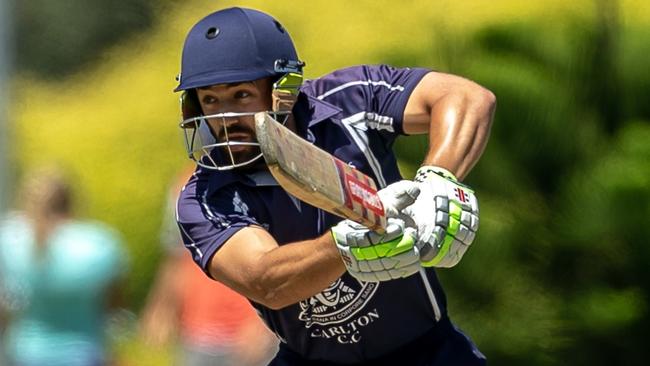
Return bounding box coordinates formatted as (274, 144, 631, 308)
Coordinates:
(344, 174, 384, 217)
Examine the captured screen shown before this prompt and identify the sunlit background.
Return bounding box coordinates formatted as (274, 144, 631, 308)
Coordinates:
(1, 0, 649, 365)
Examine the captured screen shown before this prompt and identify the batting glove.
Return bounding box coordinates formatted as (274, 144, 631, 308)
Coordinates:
(403, 166, 479, 268)
(333, 218, 420, 282)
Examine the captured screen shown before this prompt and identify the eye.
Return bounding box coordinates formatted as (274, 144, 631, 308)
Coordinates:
(201, 95, 218, 105)
(234, 90, 251, 99)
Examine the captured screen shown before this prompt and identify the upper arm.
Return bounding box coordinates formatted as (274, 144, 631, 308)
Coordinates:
(208, 226, 279, 301)
(308, 65, 430, 136)
(403, 71, 496, 135)
(176, 181, 279, 303)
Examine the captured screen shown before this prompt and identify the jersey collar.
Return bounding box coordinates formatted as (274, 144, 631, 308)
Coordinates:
(293, 92, 342, 130)
(201, 167, 279, 196)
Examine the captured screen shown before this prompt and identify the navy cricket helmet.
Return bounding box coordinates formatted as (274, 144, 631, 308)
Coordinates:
(175, 7, 303, 92)
(175, 7, 305, 171)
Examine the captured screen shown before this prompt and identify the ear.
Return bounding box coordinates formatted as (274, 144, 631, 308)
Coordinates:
(182, 89, 203, 119)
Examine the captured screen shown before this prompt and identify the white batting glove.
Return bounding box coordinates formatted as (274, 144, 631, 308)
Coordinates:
(333, 218, 420, 282)
(376, 179, 421, 219)
(403, 166, 479, 268)
(332, 180, 421, 282)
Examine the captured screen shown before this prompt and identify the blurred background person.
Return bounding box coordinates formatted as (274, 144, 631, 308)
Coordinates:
(0, 166, 129, 366)
(140, 166, 278, 366)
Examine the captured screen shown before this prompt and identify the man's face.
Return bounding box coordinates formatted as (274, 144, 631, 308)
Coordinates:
(196, 78, 273, 166)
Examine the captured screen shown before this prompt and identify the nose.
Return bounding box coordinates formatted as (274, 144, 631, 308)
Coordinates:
(221, 115, 240, 129)
(206, 114, 240, 138)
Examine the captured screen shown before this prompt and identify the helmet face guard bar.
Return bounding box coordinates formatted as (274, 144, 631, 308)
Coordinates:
(180, 111, 290, 171)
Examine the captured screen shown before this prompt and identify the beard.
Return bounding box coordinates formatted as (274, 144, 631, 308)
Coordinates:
(217, 144, 267, 172)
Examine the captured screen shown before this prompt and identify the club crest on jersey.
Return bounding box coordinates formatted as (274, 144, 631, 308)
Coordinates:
(232, 191, 250, 216)
(298, 277, 377, 328)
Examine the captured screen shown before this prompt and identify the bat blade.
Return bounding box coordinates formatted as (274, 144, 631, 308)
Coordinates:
(255, 112, 387, 233)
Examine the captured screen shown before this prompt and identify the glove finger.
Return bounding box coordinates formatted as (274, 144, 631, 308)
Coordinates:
(435, 196, 449, 213)
(379, 249, 419, 269)
(389, 261, 421, 279)
(383, 218, 406, 242)
(379, 180, 421, 217)
(401, 205, 435, 237)
(451, 241, 470, 262)
(346, 219, 368, 230)
(349, 270, 377, 283)
(435, 210, 449, 229)
(374, 270, 392, 282)
(435, 239, 467, 268)
(358, 270, 380, 283)
(418, 240, 436, 262)
(357, 261, 373, 272)
(367, 259, 385, 272)
(460, 211, 479, 232)
(471, 213, 479, 231)
(395, 212, 416, 230)
(419, 227, 446, 263)
(350, 229, 372, 247)
(333, 220, 368, 246)
(454, 223, 472, 243)
(464, 230, 476, 246)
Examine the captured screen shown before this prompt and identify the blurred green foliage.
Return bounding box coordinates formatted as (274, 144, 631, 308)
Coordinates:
(8, 0, 650, 365)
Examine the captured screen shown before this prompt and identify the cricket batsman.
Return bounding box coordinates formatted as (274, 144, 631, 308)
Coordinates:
(174, 7, 495, 365)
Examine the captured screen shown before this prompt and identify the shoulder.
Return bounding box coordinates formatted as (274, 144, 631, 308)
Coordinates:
(301, 65, 431, 123)
(302, 65, 373, 97)
(176, 169, 263, 227)
(302, 65, 430, 96)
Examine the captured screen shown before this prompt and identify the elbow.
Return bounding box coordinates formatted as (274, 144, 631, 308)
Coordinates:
(255, 289, 297, 310)
(260, 295, 294, 310)
(250, 272, 297, 310)
(484, 89, 497, 118)
(473, 85, 497, 120)
(460, 83, 496, 135)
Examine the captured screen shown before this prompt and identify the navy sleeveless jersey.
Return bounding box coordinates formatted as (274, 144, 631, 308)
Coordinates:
(177, 65, 456, 363)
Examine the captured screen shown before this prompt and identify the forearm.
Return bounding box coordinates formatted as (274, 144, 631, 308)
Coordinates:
(260, 234, 345, 308)
(212, 228, 345, 310)
(423, 88, 495, 180)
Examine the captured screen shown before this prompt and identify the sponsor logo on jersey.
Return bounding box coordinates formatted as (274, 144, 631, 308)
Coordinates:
(232, 191, 250, 216)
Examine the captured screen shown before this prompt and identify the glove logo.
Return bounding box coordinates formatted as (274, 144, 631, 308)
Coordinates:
(338, 250, 353, 267)
(454, 187, 469, 203)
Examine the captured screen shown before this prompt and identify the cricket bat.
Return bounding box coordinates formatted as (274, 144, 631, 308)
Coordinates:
(255, 112, 387, 233)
